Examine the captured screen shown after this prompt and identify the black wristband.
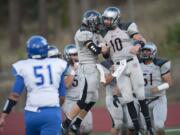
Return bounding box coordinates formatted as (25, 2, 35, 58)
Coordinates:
(3, 99, 17, 114)
(85, 40, 102, 55)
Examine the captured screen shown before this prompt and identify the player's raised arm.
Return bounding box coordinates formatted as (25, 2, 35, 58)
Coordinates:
(125, 22, 146, 55)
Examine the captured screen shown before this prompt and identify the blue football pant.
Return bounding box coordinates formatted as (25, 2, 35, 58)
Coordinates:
(24, 107, 61, 135)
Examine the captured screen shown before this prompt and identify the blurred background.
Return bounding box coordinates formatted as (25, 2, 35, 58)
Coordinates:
(0, 0, 180, 134)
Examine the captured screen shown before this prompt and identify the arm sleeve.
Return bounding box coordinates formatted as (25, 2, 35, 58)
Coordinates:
(58, 74, 66, 96)
(63, 64, 70, 76)
(76, 30, 93, 42)
(161, 61, 171, 76)
(11, 67, 25, 95)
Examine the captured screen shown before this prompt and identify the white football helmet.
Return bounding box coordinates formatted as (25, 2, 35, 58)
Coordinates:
(141, 42, 157, 60)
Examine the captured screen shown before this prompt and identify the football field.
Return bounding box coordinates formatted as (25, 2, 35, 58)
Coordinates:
(91, 128, 180, 135)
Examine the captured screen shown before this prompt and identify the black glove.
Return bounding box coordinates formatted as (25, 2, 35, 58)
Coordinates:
(133, 40, 145, 48)
(113, 95, 120, 108)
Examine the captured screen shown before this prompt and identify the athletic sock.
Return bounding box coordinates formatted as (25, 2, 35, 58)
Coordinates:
(73, 117, 82, 127)
(127, 101, 141, 130)
(63, 117, 72, 128)
(138, 99, 152, 128)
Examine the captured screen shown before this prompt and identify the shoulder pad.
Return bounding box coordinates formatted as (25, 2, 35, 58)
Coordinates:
(76, 30, 93, 42)
(118, 22, 133, 30)
(12, 60, 26, 76)
(153, 58, 169, 67)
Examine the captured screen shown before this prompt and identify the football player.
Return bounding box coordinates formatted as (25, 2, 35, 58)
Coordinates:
(62, 44, 93, 135)
(0, 35, 67, 135)
(100, 59, 124, 135)
(61, 10, 108, 135)
(140, 42, 172, 135)
(101, 7, 154, 135)
(100, 59, 144, 135)
(48, 45, 62, 58)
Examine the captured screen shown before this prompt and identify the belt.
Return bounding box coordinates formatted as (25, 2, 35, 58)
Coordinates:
(116, 58, 133, 65)
(146, 96, 160, 105)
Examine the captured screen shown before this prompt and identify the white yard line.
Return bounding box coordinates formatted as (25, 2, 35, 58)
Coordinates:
(165, 128, 180, 132)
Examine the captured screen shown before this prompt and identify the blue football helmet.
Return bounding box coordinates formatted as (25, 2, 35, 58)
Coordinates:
(26, 35, 48, 59)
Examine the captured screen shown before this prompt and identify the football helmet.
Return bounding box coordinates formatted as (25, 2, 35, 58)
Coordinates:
(82, 10, 102, 33)
(140, 42, 157, 60)
(102, 7, 121, 29)
(64, 44, 78, 62)
(48, 45, 61, 58)
(26, 35, 48, 59)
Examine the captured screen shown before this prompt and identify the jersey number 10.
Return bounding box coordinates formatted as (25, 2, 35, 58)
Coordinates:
(33, 65, 53, 86)
(110, 38, 123, 52)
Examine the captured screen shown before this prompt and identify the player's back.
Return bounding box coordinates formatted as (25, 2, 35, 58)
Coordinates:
(102, 22, 138, 62)
(13, 58, 67, 109)
(75, 28, 99, 64)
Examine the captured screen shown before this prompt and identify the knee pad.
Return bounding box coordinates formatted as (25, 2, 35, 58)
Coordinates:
(114, 120, 123, 130)
(154, 121, 165, 130)
(81, 124, 93, 134)
(84, 102, 95, 112)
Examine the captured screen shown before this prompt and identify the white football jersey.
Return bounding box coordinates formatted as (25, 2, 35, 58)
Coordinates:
(12, 58, 67, 111)
(65, 64, 85, 101)
(140, 58, 171, 98)
(102, 22, 139, 62)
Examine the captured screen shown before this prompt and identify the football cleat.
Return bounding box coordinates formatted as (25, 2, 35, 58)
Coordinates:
(69, 123, 80, 135)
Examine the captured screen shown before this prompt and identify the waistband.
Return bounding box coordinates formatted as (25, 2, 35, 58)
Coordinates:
(25, 106, 60, 112)
(115, 58, 134, 65)
(146, 96, 160, 105)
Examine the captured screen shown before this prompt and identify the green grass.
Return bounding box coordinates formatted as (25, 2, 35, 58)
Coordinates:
(90, 128, 180, 135)
(90, 133, 179, 135)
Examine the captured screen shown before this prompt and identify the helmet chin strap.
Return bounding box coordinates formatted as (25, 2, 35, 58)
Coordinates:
(74, 59, 79, 62)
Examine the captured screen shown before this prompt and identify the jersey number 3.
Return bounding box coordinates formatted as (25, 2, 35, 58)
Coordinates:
(33, 65, 53, 86)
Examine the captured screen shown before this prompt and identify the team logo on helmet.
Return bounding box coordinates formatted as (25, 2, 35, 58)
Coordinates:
(26, 35, 48, 59)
